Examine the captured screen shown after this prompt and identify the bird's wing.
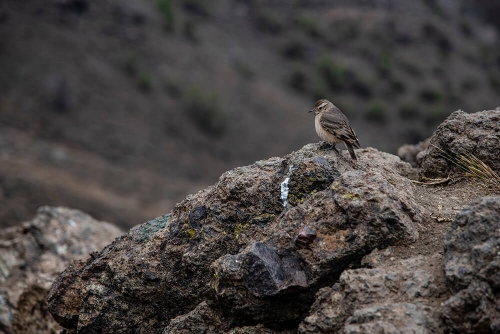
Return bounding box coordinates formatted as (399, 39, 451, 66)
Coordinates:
(320, 113, 360, 148)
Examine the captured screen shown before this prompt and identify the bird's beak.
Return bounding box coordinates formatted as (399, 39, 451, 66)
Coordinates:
(308, 109, 315, 113)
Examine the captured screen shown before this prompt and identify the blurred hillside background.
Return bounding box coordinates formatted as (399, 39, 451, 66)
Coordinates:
(1, 0, 499, 229)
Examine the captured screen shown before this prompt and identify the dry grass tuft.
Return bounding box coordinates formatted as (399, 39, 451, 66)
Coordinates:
(431, 144, 500, 189)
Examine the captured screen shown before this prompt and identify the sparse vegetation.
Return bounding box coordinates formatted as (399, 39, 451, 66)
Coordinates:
(462, 51, 478, 64)
(157, 0, 175, 31)
(288, 67, 308, 92)
(350, 75, 373, 99)
(477, 44, 495, 65)
(254, 11, 285, 35)
(419, 88, 444, 104)
(327, 20, 359, 47)
(164, 77, 182, 98)
(182, 0, 210, 18)
(123, 53, 139, 76)
(437, 37, 453, 58)
(138, 73, 152, 92)
(459, 18, 473, 38)
(422, 0, 446, 18)
(422, 23, 453, 57)
(183, 20, 199, 42)
(388, 78, 406, 96)
(296, 15, 323, 38)
(234, 61, 255, 80)
(365, 101, 387, 123)
(461, 76, 479, 92)
(433, 66, 445, 76)
(423, 105, 448, 125)
(310, 77, 331, 101)
(184, 86, 227, 136)
(405, 125, 427, 144)
(432, 145, 500, 189)
(399, 102, 420, 120)
(281, 39, 307, 60)
(489, 73, 500, 93)
(316, 55, 346, 90)
(377, 53, 392, 78)
(398, 58, 422, 77)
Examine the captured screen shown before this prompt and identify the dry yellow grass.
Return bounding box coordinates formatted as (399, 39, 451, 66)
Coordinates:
(431, 144, 500, 189)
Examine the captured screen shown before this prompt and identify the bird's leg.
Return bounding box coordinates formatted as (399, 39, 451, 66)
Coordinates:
(330, 143, 352, 163)
(330, 144, 340, 156)
(320, 141, 337, 152)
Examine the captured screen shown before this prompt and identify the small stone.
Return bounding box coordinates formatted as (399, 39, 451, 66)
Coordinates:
(295, 226, 317, 248)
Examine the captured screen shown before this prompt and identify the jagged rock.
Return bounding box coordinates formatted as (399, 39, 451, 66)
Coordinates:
(441, 196, 500, 333)
(344, 302, 438, 334)
(359, 248, 384, 268)
(0, 206, 122, 334)
(226, 324, 295, 334)
(48, 144, 423, 333)
(298, 255, 444, 333)
(441, 281, 499, 334)
(212, 157, 421, 327)
(295, 226, 317, 248)
(163, 302, 226, 334)
(163, 302, 294, 334)
(397, 138, 430, 168)
(419, 110, 500, 178)
(443, 197, 500, 289)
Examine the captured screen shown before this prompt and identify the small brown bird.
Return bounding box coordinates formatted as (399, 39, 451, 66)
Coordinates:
(309, 99, 360, 160)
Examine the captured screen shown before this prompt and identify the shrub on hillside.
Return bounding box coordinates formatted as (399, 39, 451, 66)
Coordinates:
(184, 87, 227, 136)
(365, 101, 387, 123)
(316, 55, 346, 90)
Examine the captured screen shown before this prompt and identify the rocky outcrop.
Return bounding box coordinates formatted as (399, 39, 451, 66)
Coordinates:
(297, 196, 500, 334)
(36, 109, 500, 333)
(441, 197, 500, 333)
(298, 254, 445, 333)
(47, 145, 423, 333)
(419, 109, 500, 177)
(397, 138, 430, 168)
(0, 206, 122, 334)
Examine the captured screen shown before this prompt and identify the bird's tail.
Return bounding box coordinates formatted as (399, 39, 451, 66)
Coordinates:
(346, 143, 357, 160)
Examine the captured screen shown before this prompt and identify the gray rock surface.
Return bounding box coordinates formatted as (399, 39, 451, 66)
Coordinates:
(441, 281, 499, 334)
(419, 110, 500, 178)
(441, 197, 500, 333)
(0, 206, 122, 334)
(344, 302, 438, 334)
(48, 144, 423, 333)
(397, 138, 430, 168)
(163, 302, 226, 334)
(298, 255, 445, 333)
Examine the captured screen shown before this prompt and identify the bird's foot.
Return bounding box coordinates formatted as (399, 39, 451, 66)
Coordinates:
(318, 141, 328, 150)
(319, 142, 338, 152)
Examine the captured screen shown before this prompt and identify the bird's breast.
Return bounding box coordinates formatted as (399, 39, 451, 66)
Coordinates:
(315, 115, 342, 143)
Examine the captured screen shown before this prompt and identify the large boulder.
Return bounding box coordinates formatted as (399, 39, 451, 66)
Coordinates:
(419, 110, 500, 178)
(48, 144, 423, 333)
(441, 197, 500, 333)
(0, 206, 122, 334)
(298, 196, 500, 333)
(298, 254, 445, 333)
